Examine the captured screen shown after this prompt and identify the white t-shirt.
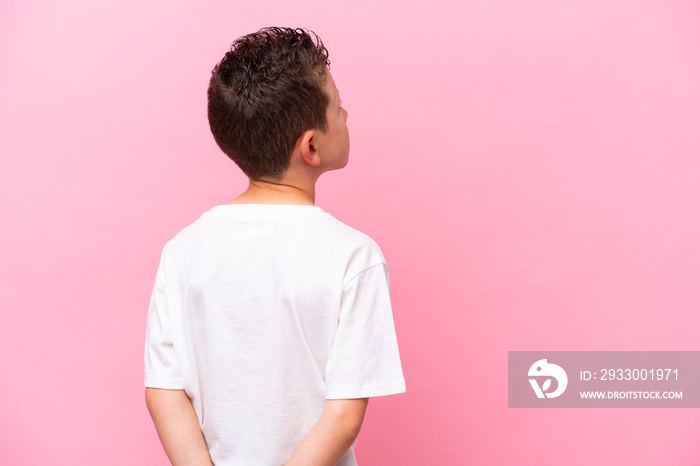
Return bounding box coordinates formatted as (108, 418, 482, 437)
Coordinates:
(144, 204, 406, 466)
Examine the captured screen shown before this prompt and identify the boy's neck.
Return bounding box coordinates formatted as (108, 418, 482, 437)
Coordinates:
(226, 177, 317, 206)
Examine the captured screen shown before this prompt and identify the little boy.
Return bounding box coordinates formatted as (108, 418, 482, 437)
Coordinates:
(144, 27, 406, 466)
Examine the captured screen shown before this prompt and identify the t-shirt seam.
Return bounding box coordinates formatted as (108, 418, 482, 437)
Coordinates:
(326, 380, 405, 391)
(343, 262, 387, 289)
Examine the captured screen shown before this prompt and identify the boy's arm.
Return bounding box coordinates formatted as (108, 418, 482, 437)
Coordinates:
(145, 387, 213, 466)
(285, 398, 369, 466)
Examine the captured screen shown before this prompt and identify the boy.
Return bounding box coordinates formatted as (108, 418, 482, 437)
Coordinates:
(144, 27, 406, 466)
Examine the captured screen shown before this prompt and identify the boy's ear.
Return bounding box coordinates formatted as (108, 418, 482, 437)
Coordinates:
(296, 129, 321, 167)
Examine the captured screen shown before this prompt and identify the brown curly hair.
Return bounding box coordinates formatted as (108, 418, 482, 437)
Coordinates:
(207, 27, 331, 180)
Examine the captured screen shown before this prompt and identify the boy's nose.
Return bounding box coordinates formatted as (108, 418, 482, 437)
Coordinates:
(342, 107, 348, 122)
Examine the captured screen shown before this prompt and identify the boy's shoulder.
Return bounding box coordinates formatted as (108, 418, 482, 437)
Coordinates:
(321, 213, 387, 267)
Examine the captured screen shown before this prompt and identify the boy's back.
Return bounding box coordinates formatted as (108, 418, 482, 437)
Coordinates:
(145, 203, 405, 464)
(144, 27, 406, 465)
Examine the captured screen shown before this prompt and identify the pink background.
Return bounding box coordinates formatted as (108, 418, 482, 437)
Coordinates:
(1, 0, 699, 464)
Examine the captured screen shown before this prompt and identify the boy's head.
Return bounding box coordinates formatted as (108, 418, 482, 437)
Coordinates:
(207, 27, 341, 180)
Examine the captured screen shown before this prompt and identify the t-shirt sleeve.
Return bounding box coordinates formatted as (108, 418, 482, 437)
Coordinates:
(325, 263, 407, 399)
(144, 245, 184, 389)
